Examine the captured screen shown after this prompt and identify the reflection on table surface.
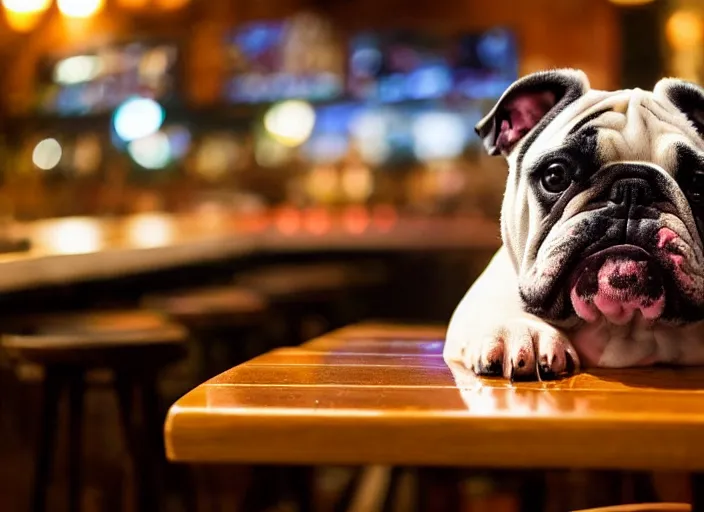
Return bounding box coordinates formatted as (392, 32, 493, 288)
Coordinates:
(165, 322, 704, 470)
(0, 209, 499, 292)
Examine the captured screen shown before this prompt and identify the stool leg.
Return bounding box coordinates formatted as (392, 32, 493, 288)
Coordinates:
(240, 466, 280, 511)
(288, 466, 314, 512)
(692, 473, 704, 512)
(67, 371, 85, 512)
(332, 468, 363, 512)
(416, 468, 462, 512)
(117, 373, 164, 512)
(381, 467, 404, 512)
(31, 369, 63, 512)
(138, 373, 164, 510)
(116, 375, 149, 512)
(518, 471, 548, 512)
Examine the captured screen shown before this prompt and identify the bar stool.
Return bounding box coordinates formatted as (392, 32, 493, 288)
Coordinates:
(0, 310, 187, 512)
(144, 286, 280, 510)
(233, 261, 387, 346)
(143, 285, 269, 381)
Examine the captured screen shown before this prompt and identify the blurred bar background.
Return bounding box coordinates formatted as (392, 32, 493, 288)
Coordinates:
(0, 0, 625, 222)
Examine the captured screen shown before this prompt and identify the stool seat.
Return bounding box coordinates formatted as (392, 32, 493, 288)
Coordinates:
(143, 286, 268, 330)
(1, 310, 187, 367)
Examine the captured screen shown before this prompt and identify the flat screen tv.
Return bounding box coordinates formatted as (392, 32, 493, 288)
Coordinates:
(453, 27, 518, 99)
(348, 30, 453, 103)
(223, 15, 345, 104)
(347, 27, 518, 103)
(36, 40, 181, 116)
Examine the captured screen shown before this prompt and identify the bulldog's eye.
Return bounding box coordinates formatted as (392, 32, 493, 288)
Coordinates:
(541, 162, 572, 193)
(688, 170, 704, 204)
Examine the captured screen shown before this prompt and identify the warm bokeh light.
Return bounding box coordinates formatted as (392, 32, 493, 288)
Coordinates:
(2, 0, 50, 13)
(125, 214, 175, 248)
(155, 0, 190, 9)
(4, 10, 42, 32)
(608, 0, 654, 5)
(342, 206, 370, 234)
(32, 139, 62, 171)
(2, 0, 49, 33)
(264, 100, 316, 147)
(254, 136, 293, 168)
(114, 97, 165, 142)
(36, 218, 104, 255)
(195, 134, 237, 181)
(274, 207, 302, 235)
(303, 208, 332, 235)
(306, 165, 340, 203)
(341, 165, 373, 202)
(117, 0, 148, 7)
(666, 10, 704, 50)
(57, 0, 105, 18)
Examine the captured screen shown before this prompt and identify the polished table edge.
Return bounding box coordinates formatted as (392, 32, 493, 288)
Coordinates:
(164, 382, 704, 469)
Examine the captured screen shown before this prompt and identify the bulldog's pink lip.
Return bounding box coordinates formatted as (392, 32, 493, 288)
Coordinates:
(570, 257, 665, 324)
(569, 245, 665, 324)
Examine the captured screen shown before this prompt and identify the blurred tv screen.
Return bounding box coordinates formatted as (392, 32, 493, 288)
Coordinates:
(348, 27, 518, 103)
(36, 40, 181, 116)
(348, 30, 452, 103)
(223, 16, 345, 104)
(453, 28, 518, 99)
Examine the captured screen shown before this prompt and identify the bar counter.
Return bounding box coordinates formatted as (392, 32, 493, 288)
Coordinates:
(0, 211, 499, 292)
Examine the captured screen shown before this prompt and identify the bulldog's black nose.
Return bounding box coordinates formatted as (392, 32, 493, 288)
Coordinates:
(609, 178, 653, 207)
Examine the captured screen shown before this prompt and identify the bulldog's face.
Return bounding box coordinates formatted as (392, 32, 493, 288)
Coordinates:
(477, 69, 704, 326)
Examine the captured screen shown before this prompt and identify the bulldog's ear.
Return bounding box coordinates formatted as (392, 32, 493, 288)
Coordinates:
(653, 78, 704, 137)
(475, 68, 590, 157)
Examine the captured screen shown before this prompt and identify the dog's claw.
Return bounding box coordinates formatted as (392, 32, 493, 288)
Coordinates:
(537, 362, 558, 380)
(477, 359, 503, 376)
(535, 354, 556, 380)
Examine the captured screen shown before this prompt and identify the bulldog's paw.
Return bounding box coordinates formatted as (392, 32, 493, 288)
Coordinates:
(454, 316, 580, 381)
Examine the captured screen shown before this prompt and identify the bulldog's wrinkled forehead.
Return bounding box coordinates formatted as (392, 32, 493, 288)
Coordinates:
(518, 87, 704, 174)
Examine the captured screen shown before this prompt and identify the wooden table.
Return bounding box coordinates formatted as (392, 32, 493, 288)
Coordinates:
(164, 322, 704, 473)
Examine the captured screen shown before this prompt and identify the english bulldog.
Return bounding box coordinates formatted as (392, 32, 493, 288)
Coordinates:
(445, 68, 704, 380)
